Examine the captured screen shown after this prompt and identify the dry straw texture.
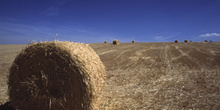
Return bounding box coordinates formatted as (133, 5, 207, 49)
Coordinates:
(175, 40, 178, 43)
(132, 40, 135, 43)
(8, 41, 106, 110)
(113, 40, 119, 45)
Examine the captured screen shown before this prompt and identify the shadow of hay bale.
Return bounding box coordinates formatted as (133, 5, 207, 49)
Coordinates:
(0, 102, 14, 110)
(8, 41, 106, 110)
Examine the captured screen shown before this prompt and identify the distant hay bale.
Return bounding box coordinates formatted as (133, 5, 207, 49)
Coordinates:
(204, 40, 208, 42)
(8, 41, 106, 110)
(190, 40, 192, 42)
(132, 40, 135, 43)
(184, 39, 188, 43)
(104, 41, 107, 43)
(175, 40, 178, 43)
(113, 40, 119, 45)
(210, 40, 212, 42)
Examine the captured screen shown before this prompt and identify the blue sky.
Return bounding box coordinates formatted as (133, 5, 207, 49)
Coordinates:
(0, 0, 220, 44)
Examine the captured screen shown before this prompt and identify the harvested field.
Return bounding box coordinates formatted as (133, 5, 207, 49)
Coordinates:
(1, 42, 220, 109)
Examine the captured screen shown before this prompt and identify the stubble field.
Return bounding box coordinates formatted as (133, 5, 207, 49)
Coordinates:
(0, 42, 220, 109)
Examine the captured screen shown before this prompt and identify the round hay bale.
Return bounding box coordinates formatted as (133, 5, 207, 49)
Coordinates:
(113, 40, 119, 45)
(184, 39, 188, 43)
(190, 40, 192, 42)
(104, 41, 107, 43)
(132, 40, 135, 43)
(8, 41, 106, 110)
(175, 40, 178, 43)
(210, 40, 212, 42)
(204, 40, 208, 42)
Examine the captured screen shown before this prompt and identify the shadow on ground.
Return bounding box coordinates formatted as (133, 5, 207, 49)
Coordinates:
(0, 102, 14, 110)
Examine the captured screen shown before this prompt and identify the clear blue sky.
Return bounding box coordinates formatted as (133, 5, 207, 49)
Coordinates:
(1, 0, 220, 44)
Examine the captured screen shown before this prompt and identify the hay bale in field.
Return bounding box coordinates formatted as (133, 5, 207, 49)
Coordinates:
(8, 41, 106, 110)
(204, 40, 208, 42)
(175, 40, 178, 43)
(210, 40, 212, 42)
(184, 39, 188, 43)
(132, 40, 135, 43)
(113, 40, 119, 45)
(190, 40, 192, 42)
(104, 41, 107, 43)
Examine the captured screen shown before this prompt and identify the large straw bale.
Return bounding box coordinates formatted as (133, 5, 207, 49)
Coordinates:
(113, 40, 119, 45)
(8, 41, 106, 110)
(184, 39, 188, 43)
(204, 40, 208, 42)
(132, 40, 135, 43)
(104, 41, 107, 43)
